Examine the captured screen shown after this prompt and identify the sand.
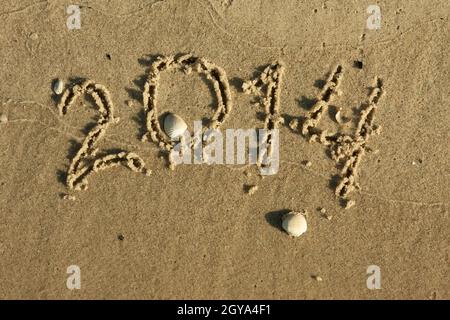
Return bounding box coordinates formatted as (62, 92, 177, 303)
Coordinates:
(0, 0, 448, 299)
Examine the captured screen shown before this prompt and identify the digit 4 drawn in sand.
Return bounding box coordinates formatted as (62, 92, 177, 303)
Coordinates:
(57, 80, 150, 191)
(290, 66, 385, 208)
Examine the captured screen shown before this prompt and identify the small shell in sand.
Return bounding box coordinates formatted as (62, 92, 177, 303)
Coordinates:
(53, 79, 64, 95)
(164, 113, 188, 140)
(282, 211, 307, 237)
(312, 275, 323, 282)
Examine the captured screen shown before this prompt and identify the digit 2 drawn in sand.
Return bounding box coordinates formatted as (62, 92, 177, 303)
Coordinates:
(242, 61, 285, 174)
(58, 80, 149, 191)
(142, 54, 233, 168)
(292, 66, 384, 207)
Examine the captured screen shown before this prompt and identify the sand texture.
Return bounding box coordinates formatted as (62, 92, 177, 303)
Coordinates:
(0, 0, 449, 299)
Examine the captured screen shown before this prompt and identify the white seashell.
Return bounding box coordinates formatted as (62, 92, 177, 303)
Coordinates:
(282, 211, 307, 237)
(163, 113, 188, 140)
(53, 79, 64, 95)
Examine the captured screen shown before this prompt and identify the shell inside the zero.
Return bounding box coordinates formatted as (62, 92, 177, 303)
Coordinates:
(163, 113, 188, 140)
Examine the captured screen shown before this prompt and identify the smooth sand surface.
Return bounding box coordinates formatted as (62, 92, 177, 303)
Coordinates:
(0, 0, 448, 299)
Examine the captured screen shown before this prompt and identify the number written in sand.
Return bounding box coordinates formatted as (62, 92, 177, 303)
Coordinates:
(55, 57, 384, 209)
(57, 80, 149, 191)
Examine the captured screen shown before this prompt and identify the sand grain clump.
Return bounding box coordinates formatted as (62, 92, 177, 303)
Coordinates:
(242, 61, 285, 172)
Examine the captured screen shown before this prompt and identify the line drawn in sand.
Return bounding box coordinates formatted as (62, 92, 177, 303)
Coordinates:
(290, 66, 385, 208)
(242, 61, 285, 174)
(57, 80, 150, 191)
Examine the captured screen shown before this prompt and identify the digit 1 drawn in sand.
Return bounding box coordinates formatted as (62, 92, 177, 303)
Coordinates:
(242, 61, 285, 172)
(333, 77, 384, 202)
(57, 80, 149, 191)
(142, 54, 233, 169)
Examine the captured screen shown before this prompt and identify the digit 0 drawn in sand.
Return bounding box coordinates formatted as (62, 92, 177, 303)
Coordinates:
(242, 61, 285, 170)
(291, 66, 384, 208)
(142, 54, 233, 168)
(58, 80, 149, 191)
